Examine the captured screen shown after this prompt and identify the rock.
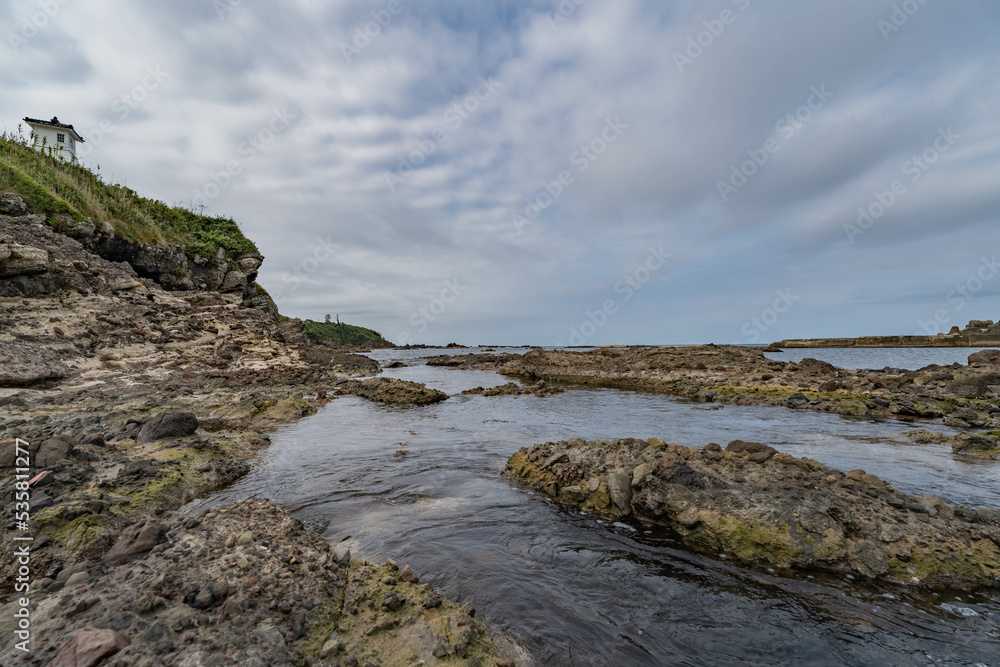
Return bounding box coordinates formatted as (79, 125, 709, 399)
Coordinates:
(945, 376, 999, 399)
(0, 243, 49, 276)
(116, 459, 159, 480)
(137, 411, 199, 442)
(506, 438, 1000, 589)
(381, 593, 405, 611)
(320, 638, 341, 659)
(968, 349, 1000, 366)
(332, 545, 352, 565)
(55, 214, 96, 240)
(541, 452, 569, 469)
(29, 491, 54, 512)
(49, 626, 130, 667)
(725, 440, 777, 459)
(65, 570, 90, 587)
(0, 193, 29, 216)
(30, 470, 55, 487)
(102, 519, 165, 566)
(253, 620, 286, 646)
(632, 463, 654, 487)
(337, 377, 448, 406)
(786, 393, 809, 407)
(35, 437, 73, 466)
(399, 564, 418, 583)
(0, 340, 68, 386)
(220, 270, 248, 292)
(605, 471, 632, 512)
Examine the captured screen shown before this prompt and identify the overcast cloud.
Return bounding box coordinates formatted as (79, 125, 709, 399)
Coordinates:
(3, 0, 999, 345)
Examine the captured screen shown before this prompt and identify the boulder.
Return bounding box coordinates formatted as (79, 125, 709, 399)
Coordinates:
(49, 625, 130, 667)
(725, 440, 777, 459)
(102, 519, 165, 565)
(137, 411, 199, 442)
(220, 269, 248, 292)
(0, 193, 29, 216)
(969, 349, 1000, 366)
(55, 213, 97, 240)
(605, 471, 632, 512)
(35, 437, 73, 466)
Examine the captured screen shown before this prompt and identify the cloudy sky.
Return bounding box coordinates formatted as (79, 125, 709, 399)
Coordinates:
(3, 0, 1000, 345)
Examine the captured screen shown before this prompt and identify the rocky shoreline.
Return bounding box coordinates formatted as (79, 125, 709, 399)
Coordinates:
(506, 438, 1000, 590)
(0, 194, 527, 665)
(486, 346, 1000, 454)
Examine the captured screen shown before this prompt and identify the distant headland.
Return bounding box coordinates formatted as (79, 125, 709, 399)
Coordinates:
(774, 319, 1000, 348)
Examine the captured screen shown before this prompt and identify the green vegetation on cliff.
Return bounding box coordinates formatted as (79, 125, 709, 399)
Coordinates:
(0, 131, 257, 261)
(304, 319, 390, 348)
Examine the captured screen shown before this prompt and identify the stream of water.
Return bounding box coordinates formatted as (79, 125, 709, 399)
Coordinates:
(181, 348, 1000, 666)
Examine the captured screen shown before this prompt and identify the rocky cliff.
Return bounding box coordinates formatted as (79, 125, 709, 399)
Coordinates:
(0, 192, 267, 307)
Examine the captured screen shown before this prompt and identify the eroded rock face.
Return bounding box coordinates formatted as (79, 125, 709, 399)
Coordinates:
(506, 438, 1000, 589)
(0, 242, 48, 276)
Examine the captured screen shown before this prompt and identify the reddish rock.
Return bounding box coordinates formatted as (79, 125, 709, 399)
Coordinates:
(49, 626, 129, 667)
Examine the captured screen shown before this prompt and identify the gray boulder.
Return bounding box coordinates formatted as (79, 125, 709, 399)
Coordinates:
(35, 438, 73, 467)
(137, 411, 199, 442)
(0, 193, 28, 216)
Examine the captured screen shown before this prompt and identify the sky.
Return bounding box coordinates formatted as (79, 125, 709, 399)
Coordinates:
(3, 0, 1000, 346)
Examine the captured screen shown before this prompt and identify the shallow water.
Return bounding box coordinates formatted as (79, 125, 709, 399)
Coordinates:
(764, 346, 999, 371)
(182, 348, 1000, 666)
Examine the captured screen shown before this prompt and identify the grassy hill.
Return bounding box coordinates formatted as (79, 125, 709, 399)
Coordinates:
(303, 319, 391, 348)
(0, 130, 257, 263)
